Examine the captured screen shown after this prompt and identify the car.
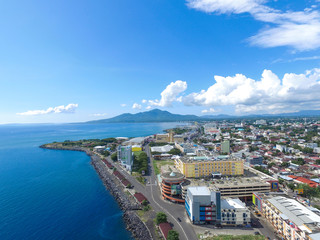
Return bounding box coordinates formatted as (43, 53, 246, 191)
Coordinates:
(254, 232, 261, 235)
(177, 217, 181, 222)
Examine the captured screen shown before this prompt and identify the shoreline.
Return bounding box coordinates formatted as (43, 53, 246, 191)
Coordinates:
(40, 144, 152, 240)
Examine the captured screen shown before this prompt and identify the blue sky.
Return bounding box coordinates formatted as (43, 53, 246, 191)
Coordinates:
(1, 0, 320, 123)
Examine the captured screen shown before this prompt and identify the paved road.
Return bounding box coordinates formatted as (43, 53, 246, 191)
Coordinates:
(111, 146, 197, 240)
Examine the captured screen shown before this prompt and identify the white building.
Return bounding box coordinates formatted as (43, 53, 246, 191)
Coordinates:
(221, 198, 250, 225)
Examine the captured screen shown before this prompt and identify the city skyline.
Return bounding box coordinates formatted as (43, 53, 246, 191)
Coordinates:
(1, 0, 320, 123)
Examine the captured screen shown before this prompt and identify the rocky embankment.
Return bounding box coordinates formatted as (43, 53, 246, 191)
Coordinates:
(40, 144, 152, 240)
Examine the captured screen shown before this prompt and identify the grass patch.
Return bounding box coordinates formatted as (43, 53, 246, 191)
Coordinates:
(153, 159, 175, 175)
(202, 235, 265, 240)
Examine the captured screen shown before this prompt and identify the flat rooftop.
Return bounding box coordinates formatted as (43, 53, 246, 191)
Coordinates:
(221, 198, 246, 209)
(188, 186, 211, 196)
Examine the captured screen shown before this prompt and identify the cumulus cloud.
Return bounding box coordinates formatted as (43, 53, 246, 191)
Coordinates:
(120, 104, 127, 107)
(186, 0, 320, 51)
(148, 80, 187, 107)
(17, 104, 78, 116)
(146, 106, 152, 110)
(202, 108, 216, 113)
(142, 99, 147, 103)
(183, 68, 320, 113)
(132, 103, 142, 109)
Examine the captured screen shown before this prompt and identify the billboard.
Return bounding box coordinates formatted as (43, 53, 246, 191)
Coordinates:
(171, 185, 181, 195)
(294, 189, 304, 195)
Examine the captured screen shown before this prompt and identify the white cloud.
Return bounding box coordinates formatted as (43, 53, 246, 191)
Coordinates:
(132, 103, 142, 109)
(120, 104, 127, 107)
(142, 99, 147, 103)
(183, 68, 320, 113)
(148, 80, 187, 107)
(187, 0, 320, 51)
(92, 113, 108, 117)
(146, 106, 152, 110)
(202, 108, 216, 113)
(17, 103, 78, 116)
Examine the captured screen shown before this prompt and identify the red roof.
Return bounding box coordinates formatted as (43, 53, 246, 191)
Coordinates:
(113, 171, 125, 181)
(288, 175, 319, 188)
(134, 192, 148, 204)
(121, 179, 131, 187)
(159, 222, 172, 240)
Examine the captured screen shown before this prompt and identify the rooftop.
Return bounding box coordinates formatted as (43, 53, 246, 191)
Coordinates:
(188, 186, 211, 196)
(221, 198, 246, 209)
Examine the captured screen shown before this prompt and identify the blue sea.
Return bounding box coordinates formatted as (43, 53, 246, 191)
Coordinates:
(0, 122, 178, 240)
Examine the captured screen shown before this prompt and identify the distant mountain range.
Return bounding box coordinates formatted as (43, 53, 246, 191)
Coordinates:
(86, 109, 320, 123)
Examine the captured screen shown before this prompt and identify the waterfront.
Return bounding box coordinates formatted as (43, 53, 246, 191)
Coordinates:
(0, 122, 178, 240)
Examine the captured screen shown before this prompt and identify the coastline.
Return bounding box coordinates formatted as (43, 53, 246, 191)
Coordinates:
(40, 144, 152, 240)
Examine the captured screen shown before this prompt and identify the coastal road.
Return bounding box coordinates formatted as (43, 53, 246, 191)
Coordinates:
(111, 147, 197, 240)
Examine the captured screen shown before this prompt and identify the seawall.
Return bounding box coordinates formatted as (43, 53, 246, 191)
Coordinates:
(40, 144, 152, 240)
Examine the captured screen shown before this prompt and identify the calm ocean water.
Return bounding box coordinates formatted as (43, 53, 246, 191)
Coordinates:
(0, 122, 178, 240)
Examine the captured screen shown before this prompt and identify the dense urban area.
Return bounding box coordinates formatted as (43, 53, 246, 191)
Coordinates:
(42, 117, 320, 240)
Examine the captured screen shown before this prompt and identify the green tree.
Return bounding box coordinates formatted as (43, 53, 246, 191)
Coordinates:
(111, 152, 118, 161)
(167, 230, 179, 240)
(281, 162, 290, 167)
(156, 212, 167, 225)
(168, 148, 181, 155)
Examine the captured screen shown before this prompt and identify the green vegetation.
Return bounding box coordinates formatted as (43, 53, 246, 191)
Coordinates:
(291, 158, 305, 165)
(254, 166, 271, 175)
(297, 183, 320, 198)
(133, 152, 148, 174)
(153, 159, 175, 175)
(156, 212, 167, 225)
(136, 176, 146, 185)
(203, 235, 265, 240)
(170, 128, 188, 135)
(167, 230, 179, 240)
(143, 205, 151, 212)
(280, 162, 290, 167)
(153, 160, 161, 175)
(111, 152, 118, 161)
(168, 148, 181, 155)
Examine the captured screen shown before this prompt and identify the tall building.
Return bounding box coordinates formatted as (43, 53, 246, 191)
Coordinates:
(175, 157, 244, 178)
(117, 146, 133, 171)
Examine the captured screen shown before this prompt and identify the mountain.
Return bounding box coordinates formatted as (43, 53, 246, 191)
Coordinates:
(87, 109, 201, 123)
(86, 109, 320, 124)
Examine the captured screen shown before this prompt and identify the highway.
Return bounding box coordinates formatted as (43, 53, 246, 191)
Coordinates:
(111, 145, 197, 240)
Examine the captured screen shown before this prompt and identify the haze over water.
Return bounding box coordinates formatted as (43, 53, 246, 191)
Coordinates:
(0, 122, 178, 240)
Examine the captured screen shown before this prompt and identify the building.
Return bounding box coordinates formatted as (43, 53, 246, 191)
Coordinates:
(221, 140, 230, 154)
(185, 186, 221, 224)
(161, 171, 185, 203)
(246, 155, 263, 165)
(150, 145, 174, 153)
(117, 146, 133, 171)
(159, 223, 172, 240)
(253, 193, 320, 240)
(131, 145, 142, 152)
(213, 177, 271, 202)
(155, 132, 173, 143)
(175, 142, 196, 154)
(175, 157, 244, 178)
(173, 134, 185, 143)
(221, 198, 250, 225)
